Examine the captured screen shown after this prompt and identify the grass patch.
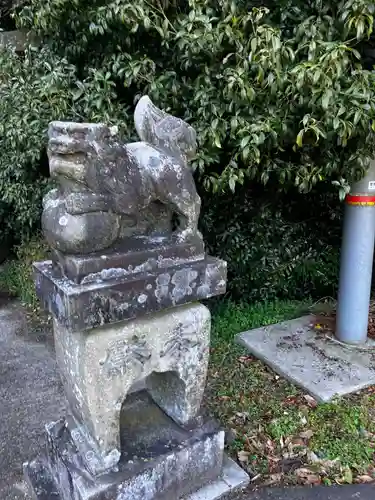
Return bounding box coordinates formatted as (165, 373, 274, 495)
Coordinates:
(309, 401, 375, 466)
(207, 299, 375, 486)
(0, 236, 48, 308)
(211, 299, 310, 343)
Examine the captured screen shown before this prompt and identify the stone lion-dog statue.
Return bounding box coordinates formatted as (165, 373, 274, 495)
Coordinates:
(42, 96, 202, 255)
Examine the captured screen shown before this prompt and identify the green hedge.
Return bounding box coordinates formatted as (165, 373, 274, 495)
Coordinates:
(201, 183, 341, 300)
(0, 0, 373, 301)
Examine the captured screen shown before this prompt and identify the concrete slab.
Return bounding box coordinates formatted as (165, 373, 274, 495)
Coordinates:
(236, 315, 375, 402)
(188, 457, 249, 500)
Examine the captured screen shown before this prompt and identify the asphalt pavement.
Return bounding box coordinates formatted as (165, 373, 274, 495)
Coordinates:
(0, 300, 67, 499)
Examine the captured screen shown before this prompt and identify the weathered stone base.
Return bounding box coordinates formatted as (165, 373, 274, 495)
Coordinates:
(24, 455, 248, 500)
(51, 236, 205, 284)
(23, 392, 249, 500)
(34, 256, 226, 331)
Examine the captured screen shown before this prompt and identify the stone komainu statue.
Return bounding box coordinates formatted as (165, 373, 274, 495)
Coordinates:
(42, 96, 201, 255)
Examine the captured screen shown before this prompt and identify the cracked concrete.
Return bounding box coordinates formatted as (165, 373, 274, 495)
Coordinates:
(236, 315, 375, 402)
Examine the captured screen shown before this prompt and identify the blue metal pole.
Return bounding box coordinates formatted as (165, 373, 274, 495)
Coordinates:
(336, 162, 375, 344)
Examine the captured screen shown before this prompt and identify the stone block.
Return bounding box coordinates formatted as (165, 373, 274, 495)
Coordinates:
(24, 391, 231, 500)
(25, 456, 249, 500)
(53, 303, 211, 467)
(34, 257, 226, 331)
(0, 30, 39, 51)
(188, 458, 250, 500)
(51, 236, 205, 284)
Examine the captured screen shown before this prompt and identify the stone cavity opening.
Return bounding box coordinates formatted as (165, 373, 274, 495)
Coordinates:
(119, 371, 189, 462)
(146, 370, 188, 424)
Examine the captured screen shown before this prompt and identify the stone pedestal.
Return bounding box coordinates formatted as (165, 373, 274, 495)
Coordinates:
(25, 257, 250, 499)
(25, 392, 249, 500)
(53, 303, 211, 471)
(34, 255, 226, 332)
(23, 100, 249, 499)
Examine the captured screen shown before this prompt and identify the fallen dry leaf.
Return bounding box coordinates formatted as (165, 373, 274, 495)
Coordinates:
(312, 315, 336, 332)
(335, 467, 353, 485)
(263, 473, 283, 486)
(249, 436, 264, 451)
(303, 394, 318, 408)
(355, 475, 374, 484)
(342, 468, 353, 484)
(300, 429, 314, 440)
(238, 355, 254, 364)
(295, 467, 314, 476)
(284, 436, 293, 446)
(282, 395, 300, 406)
(219, 395, 230, 401)
(235, 411, 250, 421)
(319, 459, 341, 471)
(266, 438, 275, 451)
(306, 451, 340, 470)
(237, 450, 250, 464)
(294, 467, 321, 485)
(280, 458, 304, 473)
(292, 437, 305, 447)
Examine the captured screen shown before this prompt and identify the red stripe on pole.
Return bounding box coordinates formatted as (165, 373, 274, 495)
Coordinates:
(346, 194, 375, 206)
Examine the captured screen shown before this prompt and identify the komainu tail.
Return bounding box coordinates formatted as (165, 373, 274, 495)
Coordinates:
(134, 96, 197, 162)
(134, 95, 167, 144)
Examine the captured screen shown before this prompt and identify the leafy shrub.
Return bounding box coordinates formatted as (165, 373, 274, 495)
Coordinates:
(0, 0, 373, 300)
(0, 0, 18, 27)
(0, 47, 74, 244)
(0, 236, 48, 306)
(16, 0, 375, 198)
(201, 184, 341, 300)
